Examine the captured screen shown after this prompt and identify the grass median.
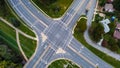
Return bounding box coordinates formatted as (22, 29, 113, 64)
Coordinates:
(48, 59, 79, 68)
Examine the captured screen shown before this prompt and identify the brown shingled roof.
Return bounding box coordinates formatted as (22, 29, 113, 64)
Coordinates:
(114, 23, 120, 39)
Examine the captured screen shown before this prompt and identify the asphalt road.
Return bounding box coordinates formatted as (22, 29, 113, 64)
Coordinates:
(8, 0, 113, 68)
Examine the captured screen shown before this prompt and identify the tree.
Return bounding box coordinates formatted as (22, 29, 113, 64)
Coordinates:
(0, 45, 14, 60)
(52, 6, 61, 14)
(11, 18, 20, 27)
(0, 45, 6, 58)
(0, 60, 16, 68)
(113, 0, 120, 11)
(99, 0, 106, 7)
(107, 37, 119, 52)
(89, 23, 104, 42)
(117, 40, 120, 48)
(110, 44, 119, 52)
(95, 14, 100, 23)
(108, 37, 116, 46)
(0, 37, 3, 44)
(108, 22, 116, 36)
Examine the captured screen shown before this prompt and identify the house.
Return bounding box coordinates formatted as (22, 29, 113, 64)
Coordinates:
(100, 19, 110, 33)
(113, 23, 120, 39)
(100, 19, 110, 24)
(103, 24, 110, 33)
(107, 0, 114, 3)
(104, 3, 114, 12)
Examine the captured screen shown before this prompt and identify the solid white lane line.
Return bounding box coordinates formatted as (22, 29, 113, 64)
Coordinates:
(33, 45, 50, 68)
(19, 0, 48, 27)
(68, 45, 97, 67)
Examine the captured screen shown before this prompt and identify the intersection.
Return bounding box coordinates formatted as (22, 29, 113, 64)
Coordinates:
(8, 0, 113, 68)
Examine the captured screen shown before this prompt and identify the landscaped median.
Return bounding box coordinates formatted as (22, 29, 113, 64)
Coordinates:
(74, 18, 120, 68)
(48, 59, 79, 68)
(31, 0, 73, 18)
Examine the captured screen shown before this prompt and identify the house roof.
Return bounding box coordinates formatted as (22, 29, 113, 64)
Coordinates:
(114, 23, 120, 39)
(117, 23, 120, 27)
(107, 0, 113, 3)
(103, 24, 110, 33)
(100, 19, 111, 33)
(104, 4, 114, 12)
(100, 19, 110, 24)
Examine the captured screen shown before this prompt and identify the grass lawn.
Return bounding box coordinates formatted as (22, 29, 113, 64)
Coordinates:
(17, 24, 35, 37)
(73, 18, 120, 68)
(48, 59, 79, 68)
(0, 20, 37, 59)
(31, 0, 73, 18)
(19, 34, 37, 58)
(0, 21, 19, 52)
(0, 21, 16, 39)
